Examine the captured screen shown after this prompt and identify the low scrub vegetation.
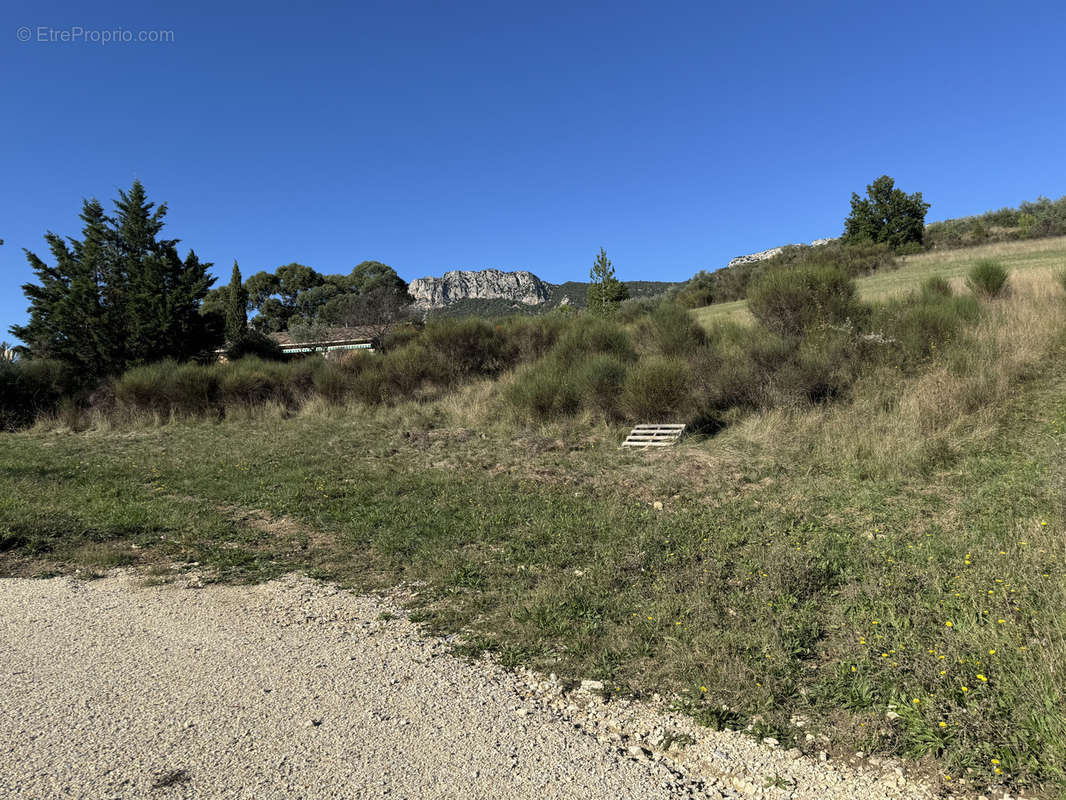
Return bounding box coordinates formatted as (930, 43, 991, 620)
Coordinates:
(925, 194, 1066, 249)
(672, 240, 899, 309)
(967, 259, 1010, 298)
(4, 250, 1028, 440)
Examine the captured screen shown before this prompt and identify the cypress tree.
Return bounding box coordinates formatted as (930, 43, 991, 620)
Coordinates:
(224, 261, 249, 343)
(11, 199, 111, 376)
(11, 180, 216, 375)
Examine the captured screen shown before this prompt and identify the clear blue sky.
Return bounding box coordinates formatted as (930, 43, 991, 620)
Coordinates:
(4, 0, 1065, 341)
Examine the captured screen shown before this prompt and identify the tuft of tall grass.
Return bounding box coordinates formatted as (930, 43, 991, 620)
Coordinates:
(920, 275, 953, 299)
(967, 259, 1010, 298)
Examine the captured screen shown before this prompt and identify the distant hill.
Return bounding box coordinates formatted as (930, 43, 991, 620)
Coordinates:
(416, 269, 680, 318)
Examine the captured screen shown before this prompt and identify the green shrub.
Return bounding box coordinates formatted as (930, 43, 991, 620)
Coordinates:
(113, 357, 322, 419)
(773, 330, 862, 406)
(552, 317, 636, 366)
(278, 358, 318, 404)
(225, 329, 284, 361)
(575, 355, 628, 419)
(497, 315, 570, 363)
(217, 358, 285, 408)
(647, 302, 706, 356)
(114, 361, 219, 419)
(421, 318, 514, 381)
(615, 296, 660, 323)
(379, 325, 422, 354)
(966, 259, 1009, 298)
(382, 343, 442, 398)
(871, 295, 980, 367)
(0, 358, 73, 430)
(621, 357, 691, 421)
(920, 275, 953, 299)
(506, 361, 581, 419)
(167, 362, 220, 417)
(671, 271, 717, 309)
(748, 265, 864, 338)
(312, 364, 351, 405)
(114, 362, 176, 416)
(349, 361, 389, 405)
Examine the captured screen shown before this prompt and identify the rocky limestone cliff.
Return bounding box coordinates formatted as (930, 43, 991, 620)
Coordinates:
(409, 269, 552, 309)
(726, 238, 834, 269)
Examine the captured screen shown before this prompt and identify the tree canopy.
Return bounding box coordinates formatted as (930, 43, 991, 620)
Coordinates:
(843, 175, 930, 249)
(11, 181, 215, 376)
(232, 259, 411, 333)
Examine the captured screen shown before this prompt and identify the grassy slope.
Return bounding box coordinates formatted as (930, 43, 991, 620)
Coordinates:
(4, 243, 1066, 796)
(692, 236, 1066, 327)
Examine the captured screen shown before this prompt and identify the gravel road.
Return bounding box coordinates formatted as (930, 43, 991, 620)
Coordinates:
(0, 573, 943, 800)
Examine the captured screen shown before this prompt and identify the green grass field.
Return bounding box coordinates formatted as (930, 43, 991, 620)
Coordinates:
(4, 238, 1066, 796)
(692, 235, 1066, 327)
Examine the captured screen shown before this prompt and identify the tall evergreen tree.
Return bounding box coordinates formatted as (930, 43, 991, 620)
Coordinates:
(11, 180, 216, 375)
(11, 199, 111, 375)
(586, 247, 629, 314)
(224, 261, 249, 342)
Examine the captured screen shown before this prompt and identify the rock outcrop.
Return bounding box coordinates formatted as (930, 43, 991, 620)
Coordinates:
(409, 269, 552, 309)
(726, 238, 834, 269)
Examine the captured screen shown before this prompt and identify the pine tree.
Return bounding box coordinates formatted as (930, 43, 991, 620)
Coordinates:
(586, 247, 629, 314)
(224, 261, 249, 343)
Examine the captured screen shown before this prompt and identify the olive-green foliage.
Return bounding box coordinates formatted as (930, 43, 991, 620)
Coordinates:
(645, 302, 706, 356)
(552, 317, 636, 366)
(966, 259, 1010, 298)
(113, 357, 320, 419)
(920, 275, 953, 300)
(378, 325, 422, 353)
(421, 318, 514, 381)
(870, 293, 980, 368)
(747, 265, 864, 338)
(224, 329, 285, 362)
(681, 240, 897, 309)
(495, 315, 569, 363)
(773, 330, 864, 406)
(925, 194, 1066, 249)
(0, 359, 76, 430)
(506, 361, 581, 419)
(621, 357, 691, 420)
(575, 355, 628, 419)
(671, 270, 717, 308)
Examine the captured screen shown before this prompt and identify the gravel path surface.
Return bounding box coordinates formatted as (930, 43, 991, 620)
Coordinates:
(0, 573, 943, 800)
